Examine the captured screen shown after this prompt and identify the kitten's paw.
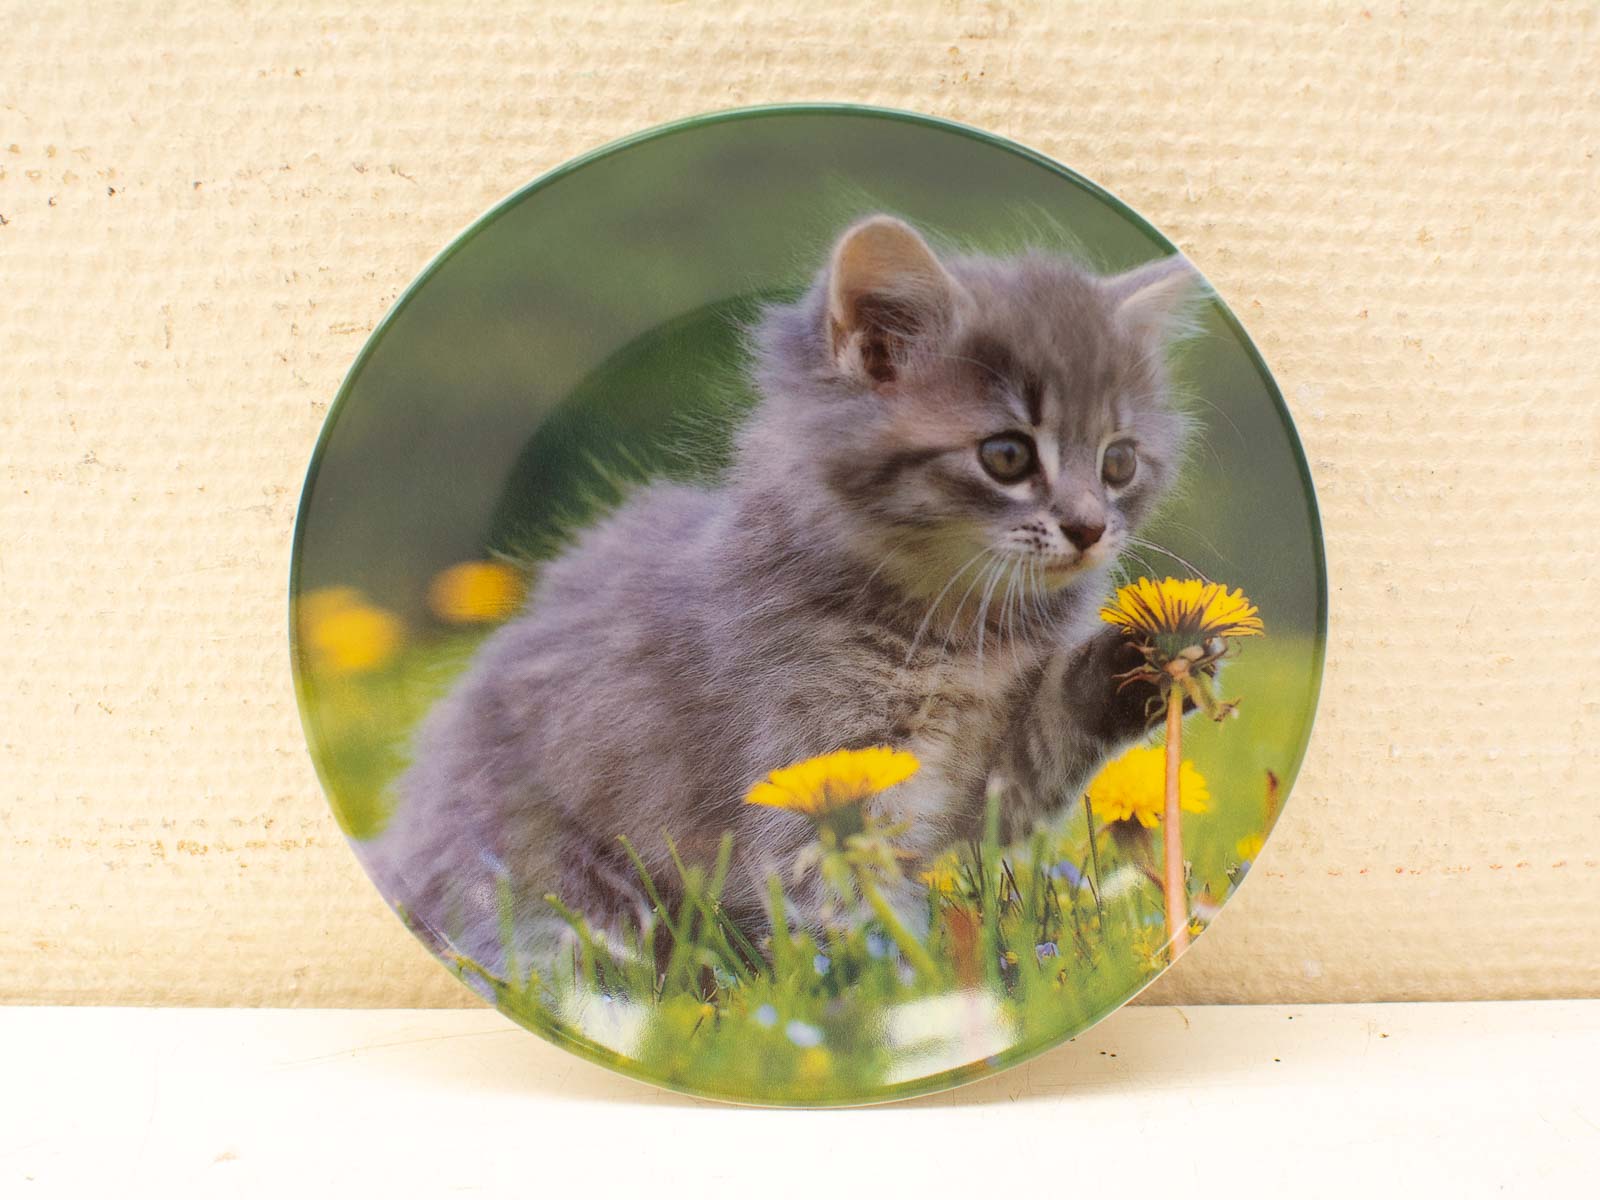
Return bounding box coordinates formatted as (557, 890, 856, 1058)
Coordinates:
(1067, 626, 1205, 746)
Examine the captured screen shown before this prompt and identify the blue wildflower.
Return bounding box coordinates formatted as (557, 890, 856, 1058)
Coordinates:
(754, 1003, 778, 1028)
(813, 953, 831, 976)
(1050, 859, 1086, 888)
(786, 1020, 824, 1048)
(865, 932, 890, 959)
(1035, 941, 1059, 961)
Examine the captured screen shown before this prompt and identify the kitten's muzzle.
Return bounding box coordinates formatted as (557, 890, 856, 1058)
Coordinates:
(1037, 552, 1088, 582)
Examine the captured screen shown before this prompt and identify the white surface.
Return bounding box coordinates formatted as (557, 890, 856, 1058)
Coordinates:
(6, 1002, 1597, 1197)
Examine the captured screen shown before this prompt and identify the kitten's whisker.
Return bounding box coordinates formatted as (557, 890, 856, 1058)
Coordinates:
(1120, 547, 1159, 579)
(1014, 562, 1039, 647)
(1016, 560, 1034, 642)
(1024, 560, 1049, 624)
(1012, 556, 1045, 638)
(1026, 559, 1050, 633)
(953, 563, 992, 678)
(1126, 535, 1213, 583)
(1003, 566, 1028, 674)
(1011, 561, 1029, 636)
(1032, 568, 1054, 640)
(973, 560, 1006, 675)
(903, 546, 993, 667)
(1141, 519, 1234, 570)
(845, 546, 908, 610)
(996, 562, 1017, 671)
(928, 549, 1001, 677)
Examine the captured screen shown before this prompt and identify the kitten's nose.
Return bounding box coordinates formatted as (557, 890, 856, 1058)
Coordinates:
(1061, 519, 1105, 551)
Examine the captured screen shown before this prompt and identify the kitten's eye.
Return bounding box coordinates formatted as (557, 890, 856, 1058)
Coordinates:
(1101, 439, 1138, 487)
(978, 433, 1036, 483)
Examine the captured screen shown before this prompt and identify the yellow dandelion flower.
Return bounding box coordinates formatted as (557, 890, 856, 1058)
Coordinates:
(300, 592, 404, 676)
(1085, 745, 1210, 829)
(427, 560, 526, 624)
(1099, 576, 1264, 644)
(1236, 832, 1266, 861)
(745, 746, 920, 819)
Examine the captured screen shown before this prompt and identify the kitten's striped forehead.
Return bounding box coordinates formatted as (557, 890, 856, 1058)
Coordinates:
(960, 321, 1130, 454)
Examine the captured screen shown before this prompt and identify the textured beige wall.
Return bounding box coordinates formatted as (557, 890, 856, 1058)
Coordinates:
(3, 1, 1597, 1008)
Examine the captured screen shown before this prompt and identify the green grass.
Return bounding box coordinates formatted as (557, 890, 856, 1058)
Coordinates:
(297, 629, 1317, 1105)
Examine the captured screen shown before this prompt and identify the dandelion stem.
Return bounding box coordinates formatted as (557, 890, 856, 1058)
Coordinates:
(1162, 682, 1191, 959)
(856, 871, 939, 979)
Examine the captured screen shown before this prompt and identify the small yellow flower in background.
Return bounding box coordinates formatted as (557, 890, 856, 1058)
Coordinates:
(691, 1001, 717, 1034)
(1130, 925, 1166, 971)
(298, 587, 404, 676)
(918, 856, 962, 895)
(427, 560, 526, 624)
(1100, 576, 1264, 645)
(796, 1046, 832, 1085)
(297, 586, 363, 629)
(745, 746, 920, 819)
(1236, 832, 1266, 861)
(1086, 745, 1210, 829)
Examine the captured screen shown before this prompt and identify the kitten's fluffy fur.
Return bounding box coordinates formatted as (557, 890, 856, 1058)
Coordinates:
(369, 216, 1199, 974)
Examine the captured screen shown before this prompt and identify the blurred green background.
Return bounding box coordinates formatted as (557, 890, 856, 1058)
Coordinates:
(295, 108, 1323, 628)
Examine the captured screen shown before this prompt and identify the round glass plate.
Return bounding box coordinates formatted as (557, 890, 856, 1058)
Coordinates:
(291, 105, 1325, 1107)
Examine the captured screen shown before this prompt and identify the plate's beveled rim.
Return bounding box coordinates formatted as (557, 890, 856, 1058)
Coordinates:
(287, 102, 1329, 1109)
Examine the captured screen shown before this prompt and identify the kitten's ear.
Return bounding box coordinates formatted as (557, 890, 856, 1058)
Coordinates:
(1105, 255, 1205, 343)
(826, 215, 964, 386)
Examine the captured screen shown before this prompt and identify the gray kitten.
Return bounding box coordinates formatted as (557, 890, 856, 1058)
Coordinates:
(367, 216, 1200, 977)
